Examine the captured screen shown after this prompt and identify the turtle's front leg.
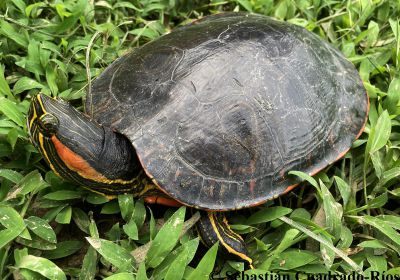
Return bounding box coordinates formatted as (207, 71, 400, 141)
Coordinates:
(196, 211, 253, 268)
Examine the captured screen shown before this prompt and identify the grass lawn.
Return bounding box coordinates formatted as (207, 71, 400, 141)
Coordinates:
(0, 0, 400, 279)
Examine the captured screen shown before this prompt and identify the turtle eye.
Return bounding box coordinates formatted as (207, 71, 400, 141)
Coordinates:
(38, 113, 59, 137)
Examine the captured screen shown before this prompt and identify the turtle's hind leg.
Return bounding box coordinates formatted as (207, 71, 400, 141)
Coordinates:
(196, 211, 253, 268)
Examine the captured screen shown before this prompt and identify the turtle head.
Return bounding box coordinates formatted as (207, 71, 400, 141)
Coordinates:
(27, 94, 149, 195)
(28, 94, 70, 147)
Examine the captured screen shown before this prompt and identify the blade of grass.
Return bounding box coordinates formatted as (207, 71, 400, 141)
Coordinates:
(279, 216, 362, 273)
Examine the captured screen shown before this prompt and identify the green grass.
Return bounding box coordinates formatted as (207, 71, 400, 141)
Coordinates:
(0, 0, 400, 279)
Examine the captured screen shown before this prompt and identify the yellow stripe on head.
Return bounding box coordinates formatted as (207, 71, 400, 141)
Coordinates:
(28, 97, 37, 130)
(38, 133, 61, 178)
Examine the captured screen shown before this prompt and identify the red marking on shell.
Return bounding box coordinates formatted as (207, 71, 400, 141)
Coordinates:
(249, 179, 256, 194)
(144, 196, 183, 207)
(174, 169, 181, 181)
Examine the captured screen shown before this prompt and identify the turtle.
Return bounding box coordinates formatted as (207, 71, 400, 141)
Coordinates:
(27, 12, 369, 266)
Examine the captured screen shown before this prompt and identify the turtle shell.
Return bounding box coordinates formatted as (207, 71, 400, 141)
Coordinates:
(86, 13, 368, 210)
